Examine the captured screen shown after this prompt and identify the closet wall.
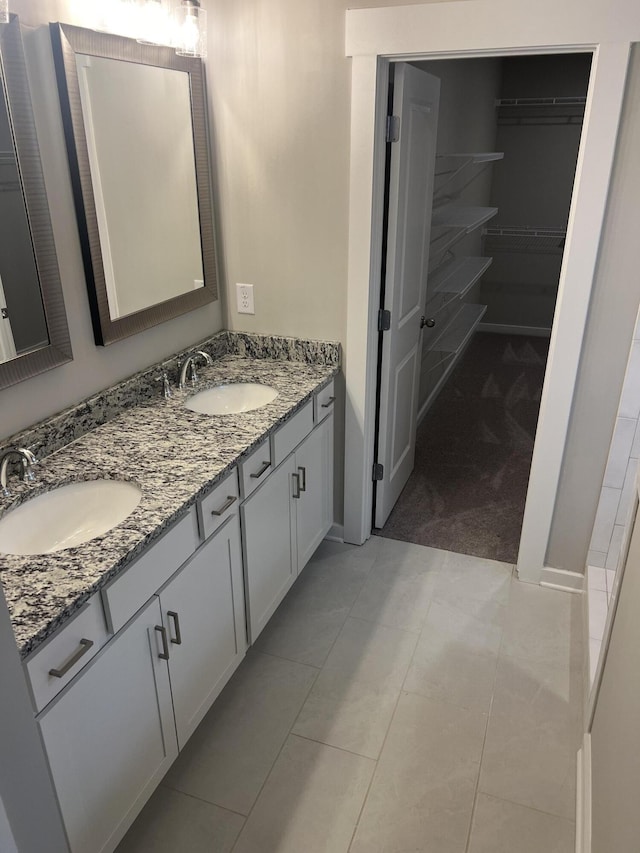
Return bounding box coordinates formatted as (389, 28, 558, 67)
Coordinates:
(414, 58, 501, 419)
(480, 54, 592, 333)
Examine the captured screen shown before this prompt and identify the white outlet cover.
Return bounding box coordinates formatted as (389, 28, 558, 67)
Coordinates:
(236, 282, 255, 314)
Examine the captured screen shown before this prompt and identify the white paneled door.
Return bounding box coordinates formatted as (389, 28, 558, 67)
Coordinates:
(374, 64, 440, 528)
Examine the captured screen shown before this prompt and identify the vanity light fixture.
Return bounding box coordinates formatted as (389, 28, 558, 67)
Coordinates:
(0, 1, 9, 25)
(174, 0, 207, 58)
(137, 0, 172, 46)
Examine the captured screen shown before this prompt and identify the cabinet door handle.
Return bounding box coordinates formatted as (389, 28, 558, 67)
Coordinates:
(167, 611, 182, 645)
(210, 495, 237, 516)
(155, 625, 170, 660)
(250, 461, 271, 479)
(298, 466, 307, 492)
(321, 395, 336, 409)
(292, 472, 301, 499)
(49, 638, 94, 678)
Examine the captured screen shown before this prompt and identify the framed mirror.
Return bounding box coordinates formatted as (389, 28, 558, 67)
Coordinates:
(0, 15, 72, 390)
(50, 23, 218, 347)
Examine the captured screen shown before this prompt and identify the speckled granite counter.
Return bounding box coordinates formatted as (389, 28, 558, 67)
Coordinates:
(0, 346, 338, 659)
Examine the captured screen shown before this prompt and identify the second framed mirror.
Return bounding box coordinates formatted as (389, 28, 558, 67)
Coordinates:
(50, 23, 218, 346)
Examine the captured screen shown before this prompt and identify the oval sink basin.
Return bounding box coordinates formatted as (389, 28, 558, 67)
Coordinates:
(0, 479, 142, 556)
(185, 382, 278, 415)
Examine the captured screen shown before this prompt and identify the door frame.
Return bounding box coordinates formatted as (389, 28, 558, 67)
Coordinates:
(343, 0, 638, 583)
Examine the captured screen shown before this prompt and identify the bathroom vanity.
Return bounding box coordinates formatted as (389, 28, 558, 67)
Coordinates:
(0, 332, 338, 853)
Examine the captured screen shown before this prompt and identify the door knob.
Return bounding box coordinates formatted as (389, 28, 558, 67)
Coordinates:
(420, 316, 435, 329)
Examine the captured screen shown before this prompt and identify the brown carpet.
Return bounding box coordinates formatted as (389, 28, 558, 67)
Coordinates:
(375, 332, 549, 563)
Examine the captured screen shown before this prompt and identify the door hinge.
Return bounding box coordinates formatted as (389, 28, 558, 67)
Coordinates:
(1, 307, 7, 319)
(386, 115, 400, 143)
(372, 462, 384, 481)
(378, 309, 391, 332)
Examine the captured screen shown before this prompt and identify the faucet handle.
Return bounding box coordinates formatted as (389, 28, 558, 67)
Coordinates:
(156, 370, 172, 399)
(19, 447, 37, 482)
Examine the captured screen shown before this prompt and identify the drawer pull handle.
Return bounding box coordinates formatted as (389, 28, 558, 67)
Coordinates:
(211, 495, 237, 516)
(155, 625, 170, 660)
(298, 466, 307, 492)
(49, 638, 94, 678)
(250, 461, 271, 480)
(321, 396, 336, 409)
(292, 472, 301, 499)
(167, 611, 182, 645)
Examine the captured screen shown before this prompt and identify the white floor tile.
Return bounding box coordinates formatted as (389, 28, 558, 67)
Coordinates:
(589, 638, 601, 686)
(232, 735, 374, 853)
(323, 616, 418, 689)
(587, 566, 607, 592)
(163, 652, 317, 815)
(587, 550, 607, 568)
(590, 488, 622, 554)
(350, 692, 486, 853)
(588, 590, 608, 642)
(468, 793, 575, 853)
(603, 417, 636, 489)
(115, 787, 244, 853)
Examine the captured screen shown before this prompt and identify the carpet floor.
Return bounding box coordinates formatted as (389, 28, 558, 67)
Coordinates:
(375, 332, 549, 563)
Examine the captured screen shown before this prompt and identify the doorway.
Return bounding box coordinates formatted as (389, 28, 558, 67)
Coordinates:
(373, 54, 592, 564)
(343, 2, 632, 584)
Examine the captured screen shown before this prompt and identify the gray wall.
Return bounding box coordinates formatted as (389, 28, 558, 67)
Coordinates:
(547, 45, 640, 572)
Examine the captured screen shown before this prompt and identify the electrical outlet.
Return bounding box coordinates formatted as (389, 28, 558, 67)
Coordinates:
(236, 283, 255, 314)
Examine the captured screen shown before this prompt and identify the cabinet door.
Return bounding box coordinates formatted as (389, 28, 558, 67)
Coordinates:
(241, 455, 296, 642)
(161, 515, 246, 749)
(295, 414, 334, 572)
(39, 598, 177, 853)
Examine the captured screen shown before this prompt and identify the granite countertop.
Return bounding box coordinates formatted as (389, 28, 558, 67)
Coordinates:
(0, 354, 337, 659)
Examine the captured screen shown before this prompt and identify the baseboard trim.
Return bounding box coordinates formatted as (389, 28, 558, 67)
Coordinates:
(576, 735, 592, 853)
(325, 524, 344, 543)
(478, 322, 552, 338)
(540, 566, 585, 594)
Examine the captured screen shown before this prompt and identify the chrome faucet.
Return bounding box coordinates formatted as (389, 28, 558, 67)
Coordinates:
(0, 447, 37, 497)
(179, 350, 213, 390)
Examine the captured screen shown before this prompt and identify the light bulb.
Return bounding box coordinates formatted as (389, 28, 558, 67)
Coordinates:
(175, 1, 207, 58)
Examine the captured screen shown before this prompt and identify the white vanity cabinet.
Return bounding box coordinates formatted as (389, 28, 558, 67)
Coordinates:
(38, 500, 247, 852)
(242, 455, 297, 641)
(30, 381, 336, 853)
(157, 514, 246, 749)
(242, 410, 334, 642)
(295, 412, 334, 571)
(38, 597, 178, 853)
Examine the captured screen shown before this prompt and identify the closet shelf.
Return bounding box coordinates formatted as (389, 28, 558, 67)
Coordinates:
(496, 96, 585, 126)
(482, 225, 566, 255)
(495, 96, 586, 108)
(426, 302, 487, 356)
(431, 204, 498, 233)
(434, 152, 504, 198)
(429, 256, 493, 298)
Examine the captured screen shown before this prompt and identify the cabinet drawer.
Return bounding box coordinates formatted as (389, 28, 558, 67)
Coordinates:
(314, 379, 336, 424)
(102, 508, 199, 633)
(25, 596, 109, 713)
(271, 400, 314, 467)
(198, 468, 240, 540)
(239, 439, 272, 500)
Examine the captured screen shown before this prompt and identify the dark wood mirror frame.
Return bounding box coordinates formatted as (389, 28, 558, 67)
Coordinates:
(0, 15, 72, 391)
(50, 23, 218, 347)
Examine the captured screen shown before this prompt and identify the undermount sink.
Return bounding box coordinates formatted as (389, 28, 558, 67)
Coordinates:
(0, 479, 142, 556)
(185, 382, 279, 415)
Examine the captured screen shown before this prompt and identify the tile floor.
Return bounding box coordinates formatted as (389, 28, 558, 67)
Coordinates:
(116, 536, 584, 853)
